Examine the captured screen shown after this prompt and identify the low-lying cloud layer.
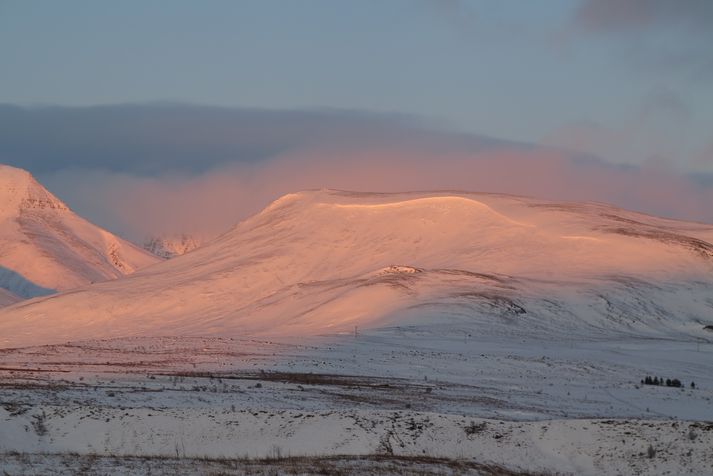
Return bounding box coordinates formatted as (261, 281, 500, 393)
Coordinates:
(2, 104, 712, 242)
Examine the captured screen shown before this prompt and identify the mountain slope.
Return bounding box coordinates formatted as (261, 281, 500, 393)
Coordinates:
(1, 190, 712, 348)
(0, 165, 161, 301)
(0, 288, 19, 307)
(143, 234, 203, 258)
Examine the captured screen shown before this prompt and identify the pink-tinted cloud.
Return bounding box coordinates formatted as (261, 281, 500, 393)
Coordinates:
(8, 103, 707, 241)
(44, 142, 713, 242)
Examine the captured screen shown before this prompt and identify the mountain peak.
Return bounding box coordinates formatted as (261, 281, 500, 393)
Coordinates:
(0, 164, 68, 216)
(0, 163, 160, 302)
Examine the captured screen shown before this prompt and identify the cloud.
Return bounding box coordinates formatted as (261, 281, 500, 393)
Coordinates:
(45, 143, 713, 242)
(541, 86, 692, 167)
(2, 104, 712, 242)
(0, 103, 458, 175)
(693, 140, 713, 165)
(638, 87, 690, 123)
(567, 0, 713, 76)
(573, 0, 713, 33)
(540, 115, 686, 168)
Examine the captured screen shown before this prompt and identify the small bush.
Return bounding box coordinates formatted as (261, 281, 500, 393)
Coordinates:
(647, 444, 656, 459)
(642, 375, 683, 388)
(464, 421, 487, 436)
(31, 412, 48, 436)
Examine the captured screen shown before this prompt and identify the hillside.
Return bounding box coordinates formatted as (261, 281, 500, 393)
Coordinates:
(1, 189, 712, 348)
(0, 164, 161, 302)
(143, 234, 203, 258)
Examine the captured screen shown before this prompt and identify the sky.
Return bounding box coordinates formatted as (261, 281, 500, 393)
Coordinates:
(1, 0, 712, 239)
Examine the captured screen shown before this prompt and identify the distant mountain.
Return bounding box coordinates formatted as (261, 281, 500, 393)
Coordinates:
(144, 234, 202, 259)
(1, 189, 712, 348)
(0, 164, 161, 302)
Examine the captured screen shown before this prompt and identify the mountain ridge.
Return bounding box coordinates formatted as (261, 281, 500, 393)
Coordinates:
(0, 188, 712, 348)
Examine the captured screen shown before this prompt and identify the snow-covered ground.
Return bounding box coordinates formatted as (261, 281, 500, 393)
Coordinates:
(1, 331, 712, 474)
(3, 405, 711, 475)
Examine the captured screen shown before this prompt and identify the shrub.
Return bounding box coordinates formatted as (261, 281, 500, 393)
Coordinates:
(642, 375, 685, 388)
(31, 412, 48, 436)
(464, 421, 487, 436)
(647, 444, 656, 459)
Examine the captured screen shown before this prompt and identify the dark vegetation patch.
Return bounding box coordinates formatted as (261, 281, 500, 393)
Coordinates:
(640, 376, 692, 389)
(433, 269, 513, 284)
(600, 226, 713, 259)
(360, 273, 420, 291)
(0, 451, 537, 476)
(0, 366, 69, 373)
(156, 371, 416, 390)
(448, 292, 527, 315)
(525, 203, 588, 213)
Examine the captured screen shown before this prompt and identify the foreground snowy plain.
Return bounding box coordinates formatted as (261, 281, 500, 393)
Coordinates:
(2, 190, 713, 474)
(1, 330, 712, 474)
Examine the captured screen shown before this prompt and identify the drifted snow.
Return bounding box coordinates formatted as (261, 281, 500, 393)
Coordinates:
(0, 189, 712, 347)
(0, 165, 160, 301)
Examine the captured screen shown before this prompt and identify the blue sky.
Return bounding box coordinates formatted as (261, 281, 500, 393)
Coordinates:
(1, 1, 712, 237)
(2, 0, 711, 168)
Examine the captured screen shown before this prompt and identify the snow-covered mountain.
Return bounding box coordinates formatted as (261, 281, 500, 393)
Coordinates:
(1, 189, 712, 348)
(144, 234, 202, 258)
(0, 164, 161, 302)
